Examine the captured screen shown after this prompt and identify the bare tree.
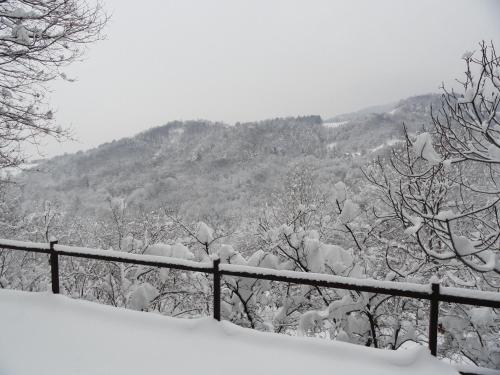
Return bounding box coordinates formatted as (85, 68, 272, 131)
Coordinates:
(0, 0, 107, 169)
(361, 43, 500, 366)
(365, 41, 500, 278)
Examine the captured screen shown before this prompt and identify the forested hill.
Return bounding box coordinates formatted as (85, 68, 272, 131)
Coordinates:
(17, 93, 441, 221)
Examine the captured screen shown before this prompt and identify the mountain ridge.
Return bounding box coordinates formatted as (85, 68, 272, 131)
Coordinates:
(16, 93, 442, 222)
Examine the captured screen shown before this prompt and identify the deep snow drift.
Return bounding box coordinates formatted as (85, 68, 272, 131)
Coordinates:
(0, 289, 458, 375)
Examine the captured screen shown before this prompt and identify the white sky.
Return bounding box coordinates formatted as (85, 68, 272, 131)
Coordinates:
(37, 0, 500, 158)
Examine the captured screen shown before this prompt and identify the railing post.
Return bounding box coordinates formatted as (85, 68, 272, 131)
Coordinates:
(213, 257, 221, 321)
(428, 282, 440, 356)
(49, 240, 59, 294)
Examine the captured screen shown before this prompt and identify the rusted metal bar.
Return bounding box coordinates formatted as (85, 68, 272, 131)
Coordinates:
(219, 268, 431, 300)
(428, 282, 440, 356)
(54, 247, 214, 274)
(49, 240, 59, 294)
(213, 258, 221, 321)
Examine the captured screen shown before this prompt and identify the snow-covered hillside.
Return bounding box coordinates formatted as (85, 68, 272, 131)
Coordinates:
(0, 289, 458, 375)
(14, 94, 440, 220)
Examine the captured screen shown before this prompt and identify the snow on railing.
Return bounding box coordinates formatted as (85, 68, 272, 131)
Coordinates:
(54, 244, 213, 272)
(220, 263, 432, 298)
(440, 286, 500, 307)
(0, 239, 51, 252)
(1, 237, 499, 367)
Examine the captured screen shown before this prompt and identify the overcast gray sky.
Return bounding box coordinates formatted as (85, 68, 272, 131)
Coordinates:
(37, 0, 500, 158)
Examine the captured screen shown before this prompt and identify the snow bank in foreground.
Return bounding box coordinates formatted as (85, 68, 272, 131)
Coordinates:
(0, 290, 458, 375)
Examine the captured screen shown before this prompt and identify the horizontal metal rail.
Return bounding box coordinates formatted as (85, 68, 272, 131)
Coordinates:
(219, 264, 500, 308)
(0, 239, 51, 254)
(219, 265, 432, 300)
(439, 289, 500, 309)
(1, 239, 499, 308)
(1, 236, 499, 372)
(54, 244, 214, 273)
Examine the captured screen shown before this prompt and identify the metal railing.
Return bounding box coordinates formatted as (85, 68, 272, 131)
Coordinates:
(1, 238, 499, 369)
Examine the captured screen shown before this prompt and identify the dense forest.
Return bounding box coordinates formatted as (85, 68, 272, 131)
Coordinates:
(11, 94, 440, 222)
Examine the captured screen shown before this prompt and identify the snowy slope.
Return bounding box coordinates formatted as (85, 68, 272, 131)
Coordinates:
(0, 290, 458, 375)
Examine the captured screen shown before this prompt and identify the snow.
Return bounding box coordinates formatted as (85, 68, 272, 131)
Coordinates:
(387, 139, 403, 146)
(0, 162, 38, 179)
(171, 243, 195, 259)
(109, 196, 125, 211)
(404, 215, 423, 236)
(218, 244, 245, 264)
(323, 121, 348, 129)
(440, 286, 500, 304)
(2, 8, 38, 18)
(220, 264, 432, 295)
(334, 181, 347, 201)
(455, 364, 500, 375)
(327, 142, 337, 150)
(487, 143, 500, 161)
(0, 238, 50, 251)
(371, 143, 386, 152)
(370, 139, 404, 153)
(445, 271, 476, 287)
(0, 289, 458, 375)
(196, 221, 214, 244)
(11, 24, 31, 44)
(412, 133, 442, 165)
(246, 249, 279, 269)
(298, 294, 363, 335)
(452, 235, 478, 256)
(322, 244, 354, 274)
(54, 244, 212, 271)
(462, 51, 474, 60)
(468, 307, 496, 327)
(128, 282, 159, 310)
(338, 199, 359, 224)
(170, 127, 184, 136)
(434, 210, 457, 221)
(144, 242, 171, 256)
(458, 86, 476, 104)
(145, 242, 194, 260)
(4, 238, 499, 305)
(304, 232, 322, 272)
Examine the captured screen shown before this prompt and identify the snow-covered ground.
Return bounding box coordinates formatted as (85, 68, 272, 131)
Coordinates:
(0, 289, 459, 375)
